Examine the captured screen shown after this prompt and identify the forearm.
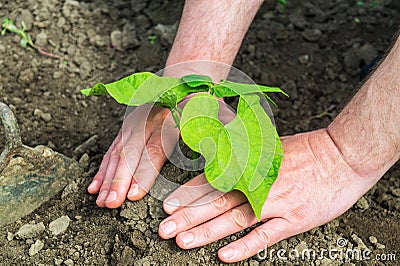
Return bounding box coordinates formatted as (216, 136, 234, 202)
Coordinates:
(327, 35, 400, 179)
(164, 0, 263, 81)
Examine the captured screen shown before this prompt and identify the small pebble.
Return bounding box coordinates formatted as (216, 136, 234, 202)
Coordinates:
(15, 222, 45, 239)
(41, 113, 52, 122)
(375, 243, 385, 249)
(356, 196, 369, 210)
(64, 259, 74, 266)
(34, 109, 44, 117)
(369, 236, 377, 244)
(29, 240, 44, 256)
(49, 216, 71, 236)
(7, 232, 14, 241)
(299, 54, 310, 64)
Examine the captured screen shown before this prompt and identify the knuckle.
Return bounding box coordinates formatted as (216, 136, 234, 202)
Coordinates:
(200, 225, 214, 240)
(253, 227, 271, 244)
(230, 208, 248, 228)
(122, 144, 142, 158)
(146, 144, 163, 156)
(212, 193, 228, 211)
(180, 211, 193, 226)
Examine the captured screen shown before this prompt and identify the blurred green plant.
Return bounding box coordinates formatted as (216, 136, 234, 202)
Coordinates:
(1, 17, 61, 58)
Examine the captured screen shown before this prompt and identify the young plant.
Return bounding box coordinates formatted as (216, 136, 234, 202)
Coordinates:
(1, 17, 61, 59)
(81, 72, 287, 220)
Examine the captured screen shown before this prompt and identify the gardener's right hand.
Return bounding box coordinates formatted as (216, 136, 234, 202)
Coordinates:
(87, 105, 179, 208)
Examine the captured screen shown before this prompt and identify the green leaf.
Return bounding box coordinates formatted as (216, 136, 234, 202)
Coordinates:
(181, 74, 213, 89)
(81, 72, 210, 109)
(213, 80, 288, 98)
(277, 0, 287, 7)
(180, 94, 283, 219)
(20, 38, 27, 48)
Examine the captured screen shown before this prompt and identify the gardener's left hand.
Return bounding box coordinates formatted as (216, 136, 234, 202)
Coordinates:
(158, 129, 379, 263)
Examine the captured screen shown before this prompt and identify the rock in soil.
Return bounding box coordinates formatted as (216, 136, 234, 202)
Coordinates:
(15, 222, 45, 239)
(49, 216, 71, 236)
(29, 239, 44, 256)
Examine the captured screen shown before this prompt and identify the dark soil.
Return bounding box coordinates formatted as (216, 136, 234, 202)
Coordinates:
(0, 0, 399, 265)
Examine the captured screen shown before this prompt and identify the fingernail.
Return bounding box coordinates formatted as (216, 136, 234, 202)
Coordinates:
(105, 191, 117, 202)
(161, 220, 177, 236)
(97, 190, 108, 202)
(164, 197, 180, 213)
(88, 180, 97, 190)
(220, 247, 235, 260)
(179, 232, 194, 246)
(128, 184, 139, 197)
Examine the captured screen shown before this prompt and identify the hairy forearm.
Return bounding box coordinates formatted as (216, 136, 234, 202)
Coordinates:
(164, 0, 263, 81)
(327, 35, 400, 179)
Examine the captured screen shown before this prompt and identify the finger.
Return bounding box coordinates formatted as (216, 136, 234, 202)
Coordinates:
(163, 173, 215, 214)
(127, 124, 178, 200)
(174, 203, 258, 249)
(103, 130, 150, 208)
(88, 130, 122, 194)
(159, 190, 247, 239)
(95, 134, 126, 207)
(218, 218, 292, 263)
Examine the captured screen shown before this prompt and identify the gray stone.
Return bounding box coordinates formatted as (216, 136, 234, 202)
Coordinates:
(56, 17, 66, 28)
(122, 24, 140, 49)
(35, 31, 48, 47)
(93, 35, 110, 47)
(155, 23, 178, 45)
(7, 232, 14, 241)
(62, 0, 80, 18)
(358, 43, 377, 64)
(49, 215, 71, 235)
(17, 10, 34, 30)
(0, 44, 5, 52)
(301, 29, 322, 42)
(53, 71, 62, 79)
(64, 259, 74, 266)
(299, 54, 310, 64)
(41, 113, 52, 123)
(15, 222, 45, 239)
(110, 30, 122, 50)
(369, 236, 377, 244)
(34, 109, 44, 117)
(79, 61, 92, 80)
(54, 258, 63, 265)
(356, 196, 369, 210)
(29, 239, 44, 256)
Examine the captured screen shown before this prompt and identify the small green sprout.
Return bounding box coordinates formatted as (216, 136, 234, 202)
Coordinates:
(148, 35, 156, 44)
(1, 17, 61, 59)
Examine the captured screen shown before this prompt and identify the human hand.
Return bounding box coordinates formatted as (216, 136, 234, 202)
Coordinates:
(158, 129, 379, 263)
(87, 105, 179, 208)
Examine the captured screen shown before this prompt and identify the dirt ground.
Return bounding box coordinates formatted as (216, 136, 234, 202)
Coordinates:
(0, 0, 399, 265)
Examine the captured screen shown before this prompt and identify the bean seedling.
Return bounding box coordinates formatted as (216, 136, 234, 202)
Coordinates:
(81, 72, 287, 220)
(1, 17, 61, 59)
